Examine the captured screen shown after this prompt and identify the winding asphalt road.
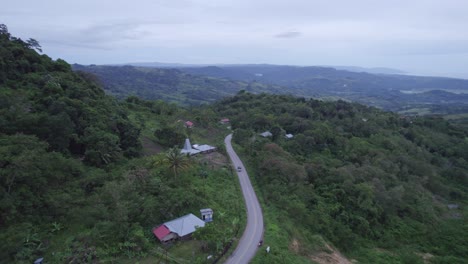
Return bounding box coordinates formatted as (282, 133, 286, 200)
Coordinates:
(224, 134, 264, 264)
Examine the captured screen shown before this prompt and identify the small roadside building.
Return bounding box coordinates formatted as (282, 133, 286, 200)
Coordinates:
(285, 133, 293, 139)
(200, 208, 213, 222)
(260, 131, 272, 138)
(153, 213, 206, 243)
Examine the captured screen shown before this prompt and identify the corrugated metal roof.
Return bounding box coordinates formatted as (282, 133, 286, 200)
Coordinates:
(200, 208, 213, 214)
(194, 144, 216, 152)
(181, 138, 201, 155)
(164, 213, 205, 237)
(260, 131, 272, 137)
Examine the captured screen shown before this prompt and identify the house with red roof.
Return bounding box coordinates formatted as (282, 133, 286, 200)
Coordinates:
(152, 213, 205, 243)
(185, 121, 194, 128)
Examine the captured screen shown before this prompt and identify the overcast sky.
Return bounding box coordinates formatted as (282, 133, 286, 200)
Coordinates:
(2, 0, 468, 78)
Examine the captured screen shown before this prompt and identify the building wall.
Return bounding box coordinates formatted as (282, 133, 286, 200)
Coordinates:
(162, 232, 178, 243)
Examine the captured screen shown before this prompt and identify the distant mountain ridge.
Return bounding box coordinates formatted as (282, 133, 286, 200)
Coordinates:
(74, 63, 468, 114)
(72, 64, 285, 106)
(329, 65, 406, 75)
(114, 62, 407, 75)
(177, 65, 468, 112)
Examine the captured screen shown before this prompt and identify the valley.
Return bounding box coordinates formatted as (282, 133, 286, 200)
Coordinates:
(74, 64, 468, 117)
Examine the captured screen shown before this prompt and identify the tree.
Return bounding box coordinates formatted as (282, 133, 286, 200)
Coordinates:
(154, 126, 185, 147)
(270, 125, 283, 142)
(0, 24, 8, 35)
(166, 148, 191, 179)
(26, 38, 42, 52)
(152, 148, 191, 179)
(82, 127, 122, 166)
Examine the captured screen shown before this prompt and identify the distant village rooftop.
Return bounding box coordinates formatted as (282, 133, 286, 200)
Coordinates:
(185, 121, 194, 128)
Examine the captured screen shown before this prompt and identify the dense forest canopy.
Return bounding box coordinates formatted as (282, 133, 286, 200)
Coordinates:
(211, 92, 468, 263)
(0, 25, 247, 263)
(0, 26, 141, 165)
(0, 24, 148, 261)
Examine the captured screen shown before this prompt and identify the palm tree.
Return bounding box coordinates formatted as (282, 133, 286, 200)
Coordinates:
(152, 147, 191, 179)
(166, 147, 191, 179)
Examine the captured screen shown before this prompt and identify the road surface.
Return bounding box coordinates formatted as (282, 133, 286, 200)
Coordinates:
(224, 134, 264, 264)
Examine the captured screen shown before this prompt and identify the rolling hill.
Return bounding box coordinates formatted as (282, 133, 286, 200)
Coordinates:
(72, 64, 285, 106)
(211, 92, 468, 263)
(180, 65, 468, 112)
(74, 63, 468, 114)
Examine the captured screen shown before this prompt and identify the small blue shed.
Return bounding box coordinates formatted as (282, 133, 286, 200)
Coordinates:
(200, 208, 213, 222)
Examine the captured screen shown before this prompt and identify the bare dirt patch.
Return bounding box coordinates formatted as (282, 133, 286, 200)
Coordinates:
(417, 253, 434, 264)
(197, 151, 229, 169)
(309, 244, 353, 264)
(289, 238, 301, 254)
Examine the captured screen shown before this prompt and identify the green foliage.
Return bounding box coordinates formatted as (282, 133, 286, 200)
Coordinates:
(0, 30, 141, 166)
(151, 147, 192, 179)
(213, 92, 468, 261)
(154, 125, 185, 147)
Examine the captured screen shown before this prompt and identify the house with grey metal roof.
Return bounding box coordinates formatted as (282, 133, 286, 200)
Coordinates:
(153, 213, 206, 243)
(181, 138, 201, 155)
(193, 144, 216, 153)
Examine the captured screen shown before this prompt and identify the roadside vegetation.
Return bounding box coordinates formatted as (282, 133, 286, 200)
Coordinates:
(211, 92, 467, 263)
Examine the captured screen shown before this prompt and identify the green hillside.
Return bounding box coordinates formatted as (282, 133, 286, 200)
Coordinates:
(210, 92, 468, 263)
(182, 65, 468, 114)
(0, 25, 243, 263)
(72, 64, 285, 106)
(74, 63, 468, 115)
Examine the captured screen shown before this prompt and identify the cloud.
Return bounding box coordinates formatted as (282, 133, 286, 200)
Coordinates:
(2, 0, 468, 77)
(274, 31, 302, 38)
(43, 39, 112, 51)
(80, 23, 147, 42)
